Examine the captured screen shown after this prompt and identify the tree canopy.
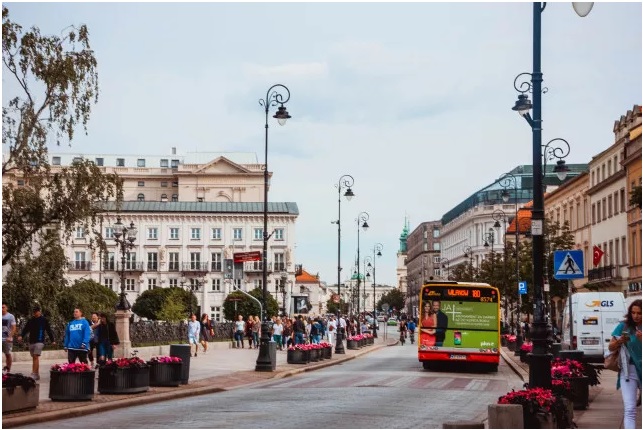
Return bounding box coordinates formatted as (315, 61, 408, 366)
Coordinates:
(222, 288, 278, 322)
(132, 287, 198, 321)
(56, 279, 119, 321)
(376, 288, 405, 314)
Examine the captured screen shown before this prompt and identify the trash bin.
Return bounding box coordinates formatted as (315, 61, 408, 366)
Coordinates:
(169, 344, 191, 384)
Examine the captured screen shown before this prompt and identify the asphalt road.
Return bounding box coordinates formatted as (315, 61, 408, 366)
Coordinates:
(19, 340, 524, 429)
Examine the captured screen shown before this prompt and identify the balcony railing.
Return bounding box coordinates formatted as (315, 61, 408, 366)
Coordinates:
(147, 263, 159, 272)
(181, 262, 209, 274)
(274, 263, 286, 272)
(115, 262, 145, 273)
(588, 265, 615, 282)
(68, 261, 92, 271)
(103, 261, 115, 271)
(211, 262, 223, 272)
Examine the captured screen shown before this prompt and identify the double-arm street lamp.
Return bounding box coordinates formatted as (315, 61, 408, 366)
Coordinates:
(333, 174, 355, 354)
(440, 258, 450, 280)
(493, 209, 511, 331)
(363, 255, 373, 319)
(511, 2, 593, 388)
(355, 212, 370, 319)
(463, 245, 474, 269)
(256, 84, 292, 372)
(366, 243, 383, 338)
(113, 217, 137, 311)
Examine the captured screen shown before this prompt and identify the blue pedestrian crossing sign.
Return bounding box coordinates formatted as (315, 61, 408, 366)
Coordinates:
(518, 281, 527, 295)
(553, 250, 584, 280)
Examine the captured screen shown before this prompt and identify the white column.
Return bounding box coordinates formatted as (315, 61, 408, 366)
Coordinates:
(114, 309, 132, 358)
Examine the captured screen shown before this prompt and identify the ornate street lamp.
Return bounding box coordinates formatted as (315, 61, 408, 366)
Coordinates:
(511, 2, 592, 389)
(113, 217, 137, 310)
(332, 174, 355, 354)
(368, 243, 383, 338)
(440, 258, 450, 280)
(493, 209, 511, 332)
(463, 245, 474, 268)
(256, 84, 291, 372)
(355, 211, 369, 319)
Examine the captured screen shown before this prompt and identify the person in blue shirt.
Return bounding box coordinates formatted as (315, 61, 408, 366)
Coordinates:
(63, 308, 92, 364)
(608, 299, 641, 430)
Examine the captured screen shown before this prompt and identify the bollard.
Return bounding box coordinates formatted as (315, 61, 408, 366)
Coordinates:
(169, 344, 191, 384)
(443, 420, 484, 429)
(488, 404, 523, 429)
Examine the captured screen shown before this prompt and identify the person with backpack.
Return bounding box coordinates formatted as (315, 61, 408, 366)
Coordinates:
(293, 315, 306, 345)
(310, 318, 322, 344)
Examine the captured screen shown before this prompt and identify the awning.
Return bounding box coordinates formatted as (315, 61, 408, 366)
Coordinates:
(630, 126, 642, 141)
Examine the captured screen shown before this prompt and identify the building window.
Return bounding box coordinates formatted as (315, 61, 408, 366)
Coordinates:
(105, 227, 114, 239)
(622, 236, 627, 265)
(137, 193, 145, 202)
(137, 159, 146, 167)
(190, 278, 201, 292)
(160, 159, 169, 168)
(274, 228, 284, 241)
(125, 279, 136, 292)
(74, 251, 87, 269)
(161, 194, 168, 202)
(73, 157, 83, 163)
(433, 256, 440, 264)
(161, 181, 168, 187)
(434, 268, 441, 276)
(104, 278, 113, 291)
(211, 228, 222, 240)
(433, 228, 440, 238)
(147, 252, 158, 271)
(171, 159, 179, 168)
(274, 253, 285, 272)
(169, 227, 179, 240)
(433, 243, 440, 251)
(116, 158, 125, 167)
(614, 191, 619, 215)
(168, 252, 179, 271)
(75, 227, 85, 239)
(168, 278, 178, 288)
(125, 252, 137, 270)
(147, 227, 158, 240)
(211, 279, 221, 292)
(104, 252, 115, 270)
(138, 181, 145, 187)
(148, 278, 157, 290)
(172, 181, 178, 187)
(233, 279, 242, 289)
(615, 238, 620, 265)
(95, 157, 104, 166)
(191, 228, 201, 240)
(608, 195, 613, 217)
(591, 204, 596, 224)
(621, 188, 627, 210)
(211, 253, 222, 271)
(596, 202, 601, 223)
(190, 252, 201, 269)
(52, 156, 61, 165)
(254, 228, 263, 240)
(233, 228, 243, 241)
(210, 306, 221, 322)
(253, 279, 263, 290)
(171, 194, 178, 202)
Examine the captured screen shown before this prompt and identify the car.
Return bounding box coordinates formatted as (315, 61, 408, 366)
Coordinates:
(377, 315, 387, 322)
(387, 318, 398, 326)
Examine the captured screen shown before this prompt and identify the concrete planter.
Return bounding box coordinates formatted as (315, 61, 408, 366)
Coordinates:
(2, 385, 39, 413)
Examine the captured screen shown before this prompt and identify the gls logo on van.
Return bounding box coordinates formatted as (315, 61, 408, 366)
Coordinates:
(585, 300, 615, 308)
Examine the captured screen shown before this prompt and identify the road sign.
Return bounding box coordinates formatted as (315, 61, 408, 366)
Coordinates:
(553, 249, 584, 280)
(233, 251, 262, 263)
(382, 303, 390, 312)
(518, 281, 527, 295)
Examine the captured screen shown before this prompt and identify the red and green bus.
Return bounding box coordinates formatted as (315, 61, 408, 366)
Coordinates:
(418, 281, 500, 372)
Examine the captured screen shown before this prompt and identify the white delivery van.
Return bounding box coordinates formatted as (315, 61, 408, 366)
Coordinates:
(561, 292, 626, 362)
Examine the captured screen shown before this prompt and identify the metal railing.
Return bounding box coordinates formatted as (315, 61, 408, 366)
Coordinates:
(68, 261, 92, 271)
(588, 265, 615, 282)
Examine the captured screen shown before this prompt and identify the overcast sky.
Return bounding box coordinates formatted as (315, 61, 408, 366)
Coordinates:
(3, 1, 641, 286)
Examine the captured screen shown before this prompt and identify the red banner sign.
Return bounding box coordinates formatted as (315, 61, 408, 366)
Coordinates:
(233, 251, 262, 263)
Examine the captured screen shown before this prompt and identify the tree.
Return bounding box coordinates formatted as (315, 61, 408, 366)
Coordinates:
(325, 298, 347, 315)
(2, 7, 122, 266)
(132, 287, 197, 321)
(56, 279, 119, 320)
(376, 288, 405, 313)
(222, 289, 278, 322)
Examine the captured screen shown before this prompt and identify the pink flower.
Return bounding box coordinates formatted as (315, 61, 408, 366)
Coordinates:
(149, 356, 182, 364)
(51, 362, 93, 373)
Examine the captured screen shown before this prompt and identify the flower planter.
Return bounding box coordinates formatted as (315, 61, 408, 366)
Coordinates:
(98, 366, 150, 394)
(523, 410, 556, 429)
(501, 337, 507, 347)
(309, 348, 320, 362)
(347, 340, 359, 350)
(49, 370, 95, 401)
(287, 349, 308, 364)
(569, 376, 589, 410)
(323, 346, 333, 359)
(520, 349, 531, 363)
(507, 340, 516, 352)
(149, 362, 182, 387)
(2, 385, 39, 413)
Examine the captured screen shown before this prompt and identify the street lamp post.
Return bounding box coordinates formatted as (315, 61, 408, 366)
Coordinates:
(493, 209, 509, 331)
(355, 212, 370, 320)
(364, 255, 373, 322)
(256, 84, 291, 372)
(112, 216, 137, 358)
(368, 243, 383, 338)
(333, 174, 355, 354)
(511, 2, 592, 388)
(463, 245, 474, 273)
(440, 258, 450, 280)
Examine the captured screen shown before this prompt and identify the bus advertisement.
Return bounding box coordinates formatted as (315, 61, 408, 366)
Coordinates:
(418, 282, 500, 371)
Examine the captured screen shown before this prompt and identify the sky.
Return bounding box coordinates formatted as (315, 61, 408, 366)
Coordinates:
(2, 1, 642, 287)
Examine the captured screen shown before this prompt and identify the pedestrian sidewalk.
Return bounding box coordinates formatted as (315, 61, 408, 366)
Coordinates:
(2, 338, 394, 428)
(500, 347, 641, 429)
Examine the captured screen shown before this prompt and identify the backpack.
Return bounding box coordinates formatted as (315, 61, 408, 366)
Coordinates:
(310, 323, 319, 336)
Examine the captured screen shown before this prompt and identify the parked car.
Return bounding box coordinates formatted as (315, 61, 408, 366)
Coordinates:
(377, 315, 387, 322)
(387, 318, 398, 326)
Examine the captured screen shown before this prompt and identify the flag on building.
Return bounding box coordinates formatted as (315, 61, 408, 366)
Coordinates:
(593, 245, 604, 266)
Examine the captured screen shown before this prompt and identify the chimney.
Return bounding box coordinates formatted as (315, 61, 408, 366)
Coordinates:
(171, 147, 176, 155)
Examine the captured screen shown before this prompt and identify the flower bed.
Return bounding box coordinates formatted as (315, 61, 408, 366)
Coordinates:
(287, 344, 311, 364)
(2, 373, 39, 413)
(98, 357, 149, 394)
(319, 342, 333, 359)
(498, 387, 571, 429)
(49, 363, 95, 401)
(148, 356, 183, 387)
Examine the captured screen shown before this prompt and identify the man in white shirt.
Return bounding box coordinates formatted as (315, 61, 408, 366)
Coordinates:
(327, 316, 337, 345)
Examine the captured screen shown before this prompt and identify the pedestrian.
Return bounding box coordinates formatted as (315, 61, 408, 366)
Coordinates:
(2, 303, 17, 373)
(63, 308, 91, 364)
(187, 313, 200, 357)
(17, 305, 55, 379)
(293, 315, 306, 345)
(246, 316, 255, 348)
(252, 316, 261, 348)
(327, 316, 337, 346)
(608, 299, 641, 429)
(96, 313, 119, 365)
(283, 318, 293, 348)
(310, 318, 322, 344)
(339, 314, 347, 339)
(234, 314, 246, 349)
(88, 312, 99, 367)
(200, 313, 213, 354)
(272, 317, 284, 350)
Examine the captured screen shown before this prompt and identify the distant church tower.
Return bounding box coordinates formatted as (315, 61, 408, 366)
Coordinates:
(396, 217, 409, 297)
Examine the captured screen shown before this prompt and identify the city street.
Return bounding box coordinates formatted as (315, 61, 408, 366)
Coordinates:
(19, 340, 523, 429)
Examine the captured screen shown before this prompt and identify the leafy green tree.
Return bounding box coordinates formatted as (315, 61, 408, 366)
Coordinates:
(222, 288, 278, 322)
(325, 298, 347, 315)
(157, 289, 188, 322)
(56, 279, 119, 320)
(376, 288, 405, 313)
(131, 287, 197, 320)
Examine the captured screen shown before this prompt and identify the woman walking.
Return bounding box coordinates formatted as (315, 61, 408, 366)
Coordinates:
(188, 314, 200, 357)
(246, 316, 255, 349)
(234, 315, 245, 349)
(200, 313, 213, 354)
(272, 317, 284, 350)
(608, 299, 641, 429)
(252, 316, 261, 348)
(96, 313, 119, 366)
